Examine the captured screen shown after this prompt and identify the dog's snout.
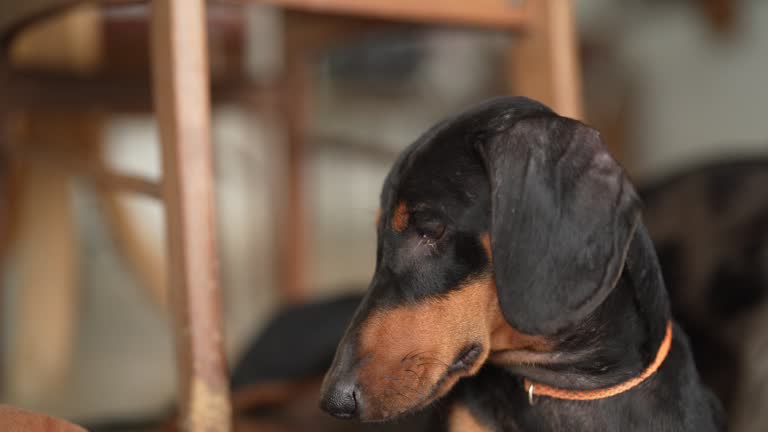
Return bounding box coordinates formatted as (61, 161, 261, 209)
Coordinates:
(320, 378, 360, 419)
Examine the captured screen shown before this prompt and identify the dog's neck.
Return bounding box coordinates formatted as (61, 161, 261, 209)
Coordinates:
(445, 227, 721, 431)
(495, 227, 672, 392)
(444, 228, 681, 430)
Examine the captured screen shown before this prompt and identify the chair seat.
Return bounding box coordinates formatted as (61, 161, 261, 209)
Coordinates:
(257, 0, 529, 29)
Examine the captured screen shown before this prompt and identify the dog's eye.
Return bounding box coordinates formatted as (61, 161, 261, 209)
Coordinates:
(417, 221, 446, 240)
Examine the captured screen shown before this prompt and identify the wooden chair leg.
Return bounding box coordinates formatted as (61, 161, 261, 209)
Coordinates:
(96, 189, 168, 308)
(271, 12, 380, 304)
(150, 1, 231, 431)
(507, 0, 584, 120)
(82, 120, 168, 310)
(275, 16, 311, 305)
(8, 153, 77, 404)
(0, 127, 8, 394)
(0, 133, 10, 268)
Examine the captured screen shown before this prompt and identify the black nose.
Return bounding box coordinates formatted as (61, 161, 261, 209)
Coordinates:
(320, 379, 359, 419)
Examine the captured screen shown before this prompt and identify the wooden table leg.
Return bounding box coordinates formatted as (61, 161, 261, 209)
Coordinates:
(150, 1, 232, 431)
(507, 0, 583, 120)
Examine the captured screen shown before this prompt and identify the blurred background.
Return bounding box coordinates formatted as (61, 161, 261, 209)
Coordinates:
(1, 0, 767, 430)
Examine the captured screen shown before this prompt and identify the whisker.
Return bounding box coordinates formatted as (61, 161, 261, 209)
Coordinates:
(416, 358, 450, 367)
(415, 355, 450, 367)
(401, 349, 419, 363)
(387, 384, 415, 403)
(403, 369, 420, 380)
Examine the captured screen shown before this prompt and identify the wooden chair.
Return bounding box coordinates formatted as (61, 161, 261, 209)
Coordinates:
(0, 1, 582, 431)
(266, 0, 584, 304)
(1, 1, 233, 430)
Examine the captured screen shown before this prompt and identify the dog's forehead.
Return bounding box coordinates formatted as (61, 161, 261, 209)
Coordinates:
(381, 140, 482, 215)
(380, 121, 481, 212)
(380, 96, 553, 213)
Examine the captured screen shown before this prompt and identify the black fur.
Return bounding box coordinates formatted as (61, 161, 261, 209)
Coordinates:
(442, 228, 724, 431)
(477, 114, 640, 335)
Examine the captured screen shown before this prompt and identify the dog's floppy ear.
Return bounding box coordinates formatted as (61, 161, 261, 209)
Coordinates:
(476, 114, 640, 335)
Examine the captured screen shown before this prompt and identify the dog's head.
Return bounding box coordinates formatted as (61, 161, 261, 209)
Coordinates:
(320, 97, 641, 421)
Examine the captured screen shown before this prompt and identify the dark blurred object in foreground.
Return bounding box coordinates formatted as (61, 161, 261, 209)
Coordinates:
(641, 157, 768, 430)
(231, 293, 363, 389)
(227, 292, 428, 431)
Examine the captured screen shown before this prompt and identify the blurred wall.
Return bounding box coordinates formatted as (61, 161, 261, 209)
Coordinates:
(578, 0, 768, 178)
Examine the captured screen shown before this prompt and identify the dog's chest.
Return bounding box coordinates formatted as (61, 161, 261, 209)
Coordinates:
(448, 402, 511, 432)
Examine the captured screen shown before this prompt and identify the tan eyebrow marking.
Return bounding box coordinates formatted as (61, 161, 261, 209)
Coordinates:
(392, 201, 409, 232)
(480, 232, 492, 261)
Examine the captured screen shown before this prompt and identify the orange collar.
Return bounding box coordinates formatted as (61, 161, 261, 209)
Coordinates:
(523, 320, 673, 404)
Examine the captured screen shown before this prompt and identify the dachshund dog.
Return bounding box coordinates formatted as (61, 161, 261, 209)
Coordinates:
(319, 97, 724, 431)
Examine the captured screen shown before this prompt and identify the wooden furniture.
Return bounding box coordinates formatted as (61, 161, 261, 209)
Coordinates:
(0, 1, 582, 431)
(1, 1, 232, 430)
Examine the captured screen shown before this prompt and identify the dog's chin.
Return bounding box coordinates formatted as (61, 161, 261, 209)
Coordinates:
(358, 403, 425, 423)
(357, 389, 440, 423)
(358, 378, 464, 422)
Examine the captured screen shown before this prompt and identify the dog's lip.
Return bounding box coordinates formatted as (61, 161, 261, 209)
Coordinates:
(447, 343, 484, 373)
(357, 346, 485, 423)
